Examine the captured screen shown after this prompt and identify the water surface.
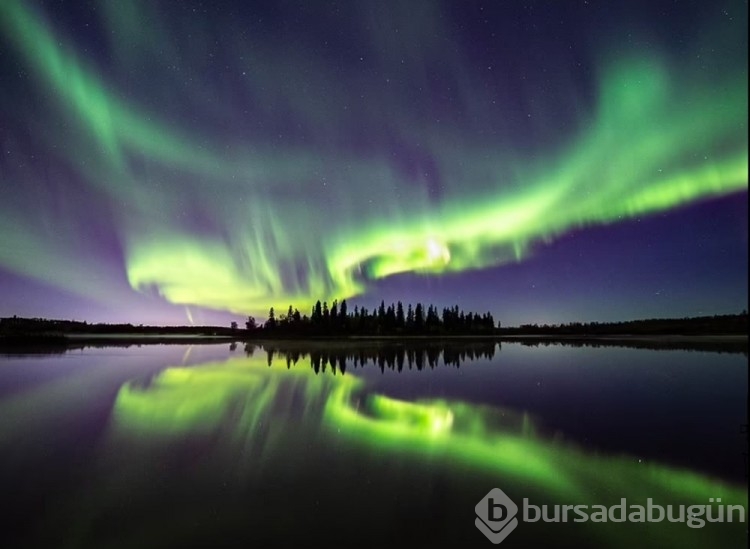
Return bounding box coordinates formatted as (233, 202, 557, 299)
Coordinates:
(0, 341, 746, 548)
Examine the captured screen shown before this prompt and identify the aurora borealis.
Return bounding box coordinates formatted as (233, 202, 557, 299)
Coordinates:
(112, 351, 746, 506)
(0, 339, 746, 546)
(106, 349, 747, 547)
(0, 1, 747, 324)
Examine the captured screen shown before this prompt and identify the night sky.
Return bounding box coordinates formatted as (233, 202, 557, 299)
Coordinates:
(0, 0, 747, 326)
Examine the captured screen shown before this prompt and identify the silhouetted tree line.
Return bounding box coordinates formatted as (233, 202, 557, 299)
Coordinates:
(499, 312, 748, 336)
(0, 316, 240, 337)
(250, 300, 497, 336)
(3, 310, 746, 343)
(243, 340, 498, 374)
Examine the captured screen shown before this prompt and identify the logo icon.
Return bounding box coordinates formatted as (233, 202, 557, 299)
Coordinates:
(475, 488, 519, 544)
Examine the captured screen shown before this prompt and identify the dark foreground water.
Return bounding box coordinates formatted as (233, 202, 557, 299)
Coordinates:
(0, 340, 746, 548)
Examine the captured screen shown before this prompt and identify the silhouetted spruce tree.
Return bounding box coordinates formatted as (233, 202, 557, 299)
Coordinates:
(340, 299, 348, 331)
(266, 307, 276, 330)
(331, 300, 338, 323)
(313, 301, 322, 326)
(485, 312, 495, 331)
(359, 307, 367, 334)
(396, 301, 405, 330)
(386, 304, 396, 332)
(414, 303, 424, 332)
(426, 305, 439, 332)
(352, 305, 359, 332)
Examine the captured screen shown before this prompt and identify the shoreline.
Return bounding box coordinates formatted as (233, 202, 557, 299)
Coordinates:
(0, 332, 746, 355)
(1, 332, 746, 342)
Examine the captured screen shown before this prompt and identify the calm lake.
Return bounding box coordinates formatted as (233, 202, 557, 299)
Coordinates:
(0, 340, 746, 548)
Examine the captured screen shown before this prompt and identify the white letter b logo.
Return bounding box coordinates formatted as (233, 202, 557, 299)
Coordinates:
(475, 488, 519, 544)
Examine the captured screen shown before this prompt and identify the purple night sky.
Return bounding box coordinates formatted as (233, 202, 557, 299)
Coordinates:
(0, 1, 746, 326)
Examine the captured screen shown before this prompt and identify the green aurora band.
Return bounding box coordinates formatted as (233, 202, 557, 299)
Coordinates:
(0, 1, 746, 315)
(111, 354, 747, 546)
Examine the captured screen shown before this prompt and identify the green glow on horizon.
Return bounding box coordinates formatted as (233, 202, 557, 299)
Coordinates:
(0, 1, 746, 315)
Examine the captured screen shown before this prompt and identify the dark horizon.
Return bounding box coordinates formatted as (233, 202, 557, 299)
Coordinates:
(2, 309, 746, 334)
